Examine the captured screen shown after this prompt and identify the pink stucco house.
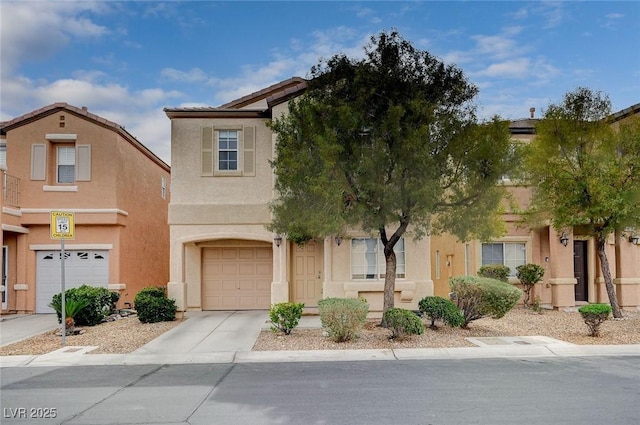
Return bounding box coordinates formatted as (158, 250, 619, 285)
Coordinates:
(1, 103, 170, 314)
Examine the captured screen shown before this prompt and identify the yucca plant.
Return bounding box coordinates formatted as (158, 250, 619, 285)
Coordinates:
(50, 298, 90, 331)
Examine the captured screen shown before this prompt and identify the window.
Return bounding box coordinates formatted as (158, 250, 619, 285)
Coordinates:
(435, 250, 441, 279)
(57, 146, 75, 183)
(0, 141, 6, 168)
(481, 242, 526, 277)
(351, 238, 405, 280)
(161, 176, 167, 199)
(464, 244, 471, 275)
(201, 126, 255, 177)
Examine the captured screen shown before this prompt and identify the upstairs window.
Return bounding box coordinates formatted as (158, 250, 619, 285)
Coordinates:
(218, 130, 238, 171)
(0, 141, 6, 168)
(57, 146, 76, 183)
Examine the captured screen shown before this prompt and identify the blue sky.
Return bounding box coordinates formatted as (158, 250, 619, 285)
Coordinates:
(1, 1, 638, 165)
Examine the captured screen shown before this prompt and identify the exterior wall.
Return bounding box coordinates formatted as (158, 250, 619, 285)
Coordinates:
(1, 106, 170, 313)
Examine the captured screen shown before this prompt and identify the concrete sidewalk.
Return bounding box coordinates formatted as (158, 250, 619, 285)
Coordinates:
(1, 311, 639, 368)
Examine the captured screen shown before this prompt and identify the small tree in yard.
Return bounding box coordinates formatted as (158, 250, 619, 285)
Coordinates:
(578, 304, 612, 337)
(269, 31, 517, 325)
(516, 264, 545, 308)
(525, 88, 640, 318)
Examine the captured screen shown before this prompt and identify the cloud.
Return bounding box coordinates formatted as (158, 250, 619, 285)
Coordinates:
(161, 68, 209, 84)
(602, 12, 624, 29)
(0, 1, 110, 75)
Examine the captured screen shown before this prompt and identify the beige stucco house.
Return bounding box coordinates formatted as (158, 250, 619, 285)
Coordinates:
(431, 104, 640, 310)
(165, 78, 433, 313)
(0, 103, 170, 314)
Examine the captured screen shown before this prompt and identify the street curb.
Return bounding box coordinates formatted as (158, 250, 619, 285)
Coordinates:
(2, 344, 639, 368)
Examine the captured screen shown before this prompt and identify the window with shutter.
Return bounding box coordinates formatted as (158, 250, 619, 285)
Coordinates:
(76, 145, 91, 181)
(201, 126, 257, 177)
(201, 127, 214, 176)
(243, 126, 255, 176)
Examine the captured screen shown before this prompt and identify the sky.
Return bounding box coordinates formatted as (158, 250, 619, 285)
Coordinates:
(1, 1, 639, 165)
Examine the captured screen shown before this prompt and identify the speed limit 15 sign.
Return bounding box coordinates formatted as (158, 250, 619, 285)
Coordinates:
(50, 211, 75, 240)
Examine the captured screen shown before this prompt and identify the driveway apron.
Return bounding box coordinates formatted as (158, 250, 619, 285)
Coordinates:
(133, 310, 268, 354)
(0, 314, 59, 346)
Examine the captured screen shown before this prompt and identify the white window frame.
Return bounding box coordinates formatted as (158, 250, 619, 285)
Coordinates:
(435, 250, 441, 279)
(481, 242, 526, 277)
(161, 176, 167, 199)
(351, 237, 405, 280)
(217, 130, 239, 172)
(0, 141, 6, 169)
(57, 145, 76, 184)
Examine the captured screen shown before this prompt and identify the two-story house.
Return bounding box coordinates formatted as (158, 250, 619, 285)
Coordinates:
(1, 103, 170, 314)
(430, 104, 640, 310)
(165, 78, 433, 313)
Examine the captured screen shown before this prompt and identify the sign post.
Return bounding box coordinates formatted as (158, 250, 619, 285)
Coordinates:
(50, 211, 75, 347)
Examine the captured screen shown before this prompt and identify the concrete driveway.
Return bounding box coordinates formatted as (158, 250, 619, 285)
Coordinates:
(0, 314, 59, 346)
(134, 310, 269, 354)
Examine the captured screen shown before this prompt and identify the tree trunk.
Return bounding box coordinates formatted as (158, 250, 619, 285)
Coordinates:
(596, 236, 623, 318)
(381, 249, 397, 327)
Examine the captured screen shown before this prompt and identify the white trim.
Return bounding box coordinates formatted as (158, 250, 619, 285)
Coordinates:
(30, 244, 113, 251)
(20, 208, 129, 216)
(108, 283, 126, 290)
(43, 185, 78, 192)
(2, 224, 29, 234)
(45, 133, 77, 141)
(2, 207, 22, 217)
(14, 284, 28, 290)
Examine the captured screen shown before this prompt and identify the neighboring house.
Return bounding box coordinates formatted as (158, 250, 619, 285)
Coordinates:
(430, 104, 640, 310)
(0, 103, 170, 314)
(165, 78, 433, 313)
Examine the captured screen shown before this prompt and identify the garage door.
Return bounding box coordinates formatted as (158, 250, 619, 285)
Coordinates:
(36, 250, 109, 314)
(202, 246, 272, 310)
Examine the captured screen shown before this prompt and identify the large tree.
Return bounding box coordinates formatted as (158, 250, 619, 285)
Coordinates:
(525, 87, 640, 318)
(268, 31, 516, 318)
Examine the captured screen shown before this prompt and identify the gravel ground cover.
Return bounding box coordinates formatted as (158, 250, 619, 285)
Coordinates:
(0, 317, 182, 356)
(1, 307, 638, 356)
(253, 307, 640, 351)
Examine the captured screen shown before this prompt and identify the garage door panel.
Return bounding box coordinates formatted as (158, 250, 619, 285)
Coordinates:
(36, 250, 109, 314)
(202, 245, 272, 310)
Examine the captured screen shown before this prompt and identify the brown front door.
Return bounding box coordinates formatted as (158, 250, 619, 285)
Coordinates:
(292, 241, 323, 307)
(573, 240, 588, 302)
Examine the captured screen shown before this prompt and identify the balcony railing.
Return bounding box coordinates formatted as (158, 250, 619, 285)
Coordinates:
(3, 172, 20, 207)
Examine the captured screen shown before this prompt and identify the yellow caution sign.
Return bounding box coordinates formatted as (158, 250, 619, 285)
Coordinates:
(51, 211, 75, 240)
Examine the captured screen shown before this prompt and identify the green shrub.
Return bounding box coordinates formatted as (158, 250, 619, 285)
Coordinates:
(449, 276, 522, 328)
(318, 297, 369, 342)
(478, 264, 510, 282)
(418, 296, 464, 329)
(383, 308, 424, 340)
(516, 263, 545, 307)
(134, 287, 177, 323)
(51, 285, 120, 326)
(578, 304, 612, 337)
(270, 302, 304, 335)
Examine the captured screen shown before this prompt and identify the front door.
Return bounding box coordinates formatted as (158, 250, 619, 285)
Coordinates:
(292, 241, 323, 307)
(2, 246, 7, 310)
(573, 240, 588, 302)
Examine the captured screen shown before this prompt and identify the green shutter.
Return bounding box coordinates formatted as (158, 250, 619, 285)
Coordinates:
(243, 126, 255, 176)
(201, 126, 214, 176)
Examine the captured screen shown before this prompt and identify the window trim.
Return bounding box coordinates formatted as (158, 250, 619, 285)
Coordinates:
(201, 125, 256, 177)
(480, 241, 528, 277)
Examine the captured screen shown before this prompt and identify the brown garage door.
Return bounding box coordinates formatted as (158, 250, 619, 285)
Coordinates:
(202, 246, 272, 310)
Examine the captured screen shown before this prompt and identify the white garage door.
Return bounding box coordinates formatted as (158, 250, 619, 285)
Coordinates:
(36, 250, 109, 313)
(202, 246, 272, 310)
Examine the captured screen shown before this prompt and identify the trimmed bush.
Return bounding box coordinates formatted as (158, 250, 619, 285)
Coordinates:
(418, 296, 464, 329)
(449, 276, 522, 328)
(51, 285, 120, 326)
(383, 308, 424, 340)
(478, 264, 510, 282)
(578, 304, 612, 337)
(134, 287, 177, 323)
(318, 297, 369, 342)
(270, 302, 304, 335)
(516, 263, 545, 307)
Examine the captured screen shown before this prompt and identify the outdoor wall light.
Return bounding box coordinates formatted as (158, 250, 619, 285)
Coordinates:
(334, 236, 343, 246)
(274, 234, 282, 247)
(630, 234, 640, 246)
(559, 233, 569, 247)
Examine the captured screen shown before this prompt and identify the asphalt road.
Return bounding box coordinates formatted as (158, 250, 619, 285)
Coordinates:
(1, 357, 639, 425)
